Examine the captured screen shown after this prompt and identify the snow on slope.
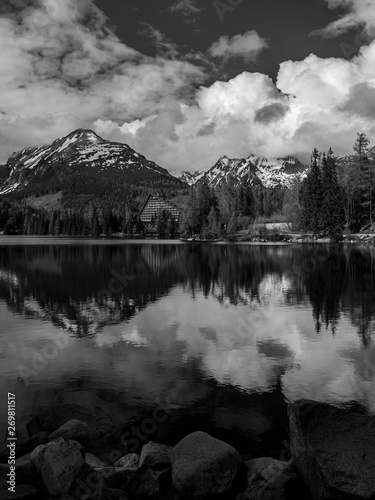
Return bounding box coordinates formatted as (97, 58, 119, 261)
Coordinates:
(179, 154, 308, 188)
(0, 129, 174, 195)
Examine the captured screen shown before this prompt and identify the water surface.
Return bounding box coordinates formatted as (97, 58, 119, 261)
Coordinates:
(0, 238, 374, 457)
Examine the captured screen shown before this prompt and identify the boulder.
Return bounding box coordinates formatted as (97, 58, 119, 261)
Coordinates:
(288, 399, 375, 500)
(86, 453, 110, 469)
(13, 453, 36, 485)
(48, 418, 92, 447)
(109, 488, 131, 500)
(132, 467, 171, 497)
(94, 466, 134, 489)
(171, 431, 241, 498)
(30, 439, 86, 495)
(72, 465, 112, 500)
(114, 453, 139, 469)
(30, 438, 65, 469)
(245, 457, 297, 500)
(15, 431, 49, 457)
(26, 404, 117, 447)
(88, 453, 139, 490)
(139, 442, 173, 469)
(31, 438, 112, 499)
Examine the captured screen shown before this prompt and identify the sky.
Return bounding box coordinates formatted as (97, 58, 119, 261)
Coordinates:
(1, 0, 375, 172)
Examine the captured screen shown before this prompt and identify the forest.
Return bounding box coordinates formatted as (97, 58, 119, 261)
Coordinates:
(0, 133, 373, 238)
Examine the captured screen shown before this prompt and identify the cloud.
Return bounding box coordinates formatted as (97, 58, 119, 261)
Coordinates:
(99, 40, 375, 171)
(0, 0, 205, 160)
(3, 0, 375, 175)
(338, 82, 375, 118)
(208, 30, 268, 61)
(255, 103, 290, 124)
(170, 0, 203, 19)
(313, 0, 375, 37)
(197, 122, 216, 136)
(138, 22, 179, 57)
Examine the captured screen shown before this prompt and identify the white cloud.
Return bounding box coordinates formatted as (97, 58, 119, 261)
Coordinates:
(0, 0, 204, 160)
(314, 0, 375, 37)
(97, 39, 375, 171)
(3, 0, 375, 174)
(208, 30, 268, 61)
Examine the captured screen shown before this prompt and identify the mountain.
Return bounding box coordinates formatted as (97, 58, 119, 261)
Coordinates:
(0, 129, 186, 198)
(178, 170, 205, 186)
(178, 155, 307, 189)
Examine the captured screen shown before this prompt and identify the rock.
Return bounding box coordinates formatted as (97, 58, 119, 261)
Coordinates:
(114, 453, 139, 469)
(30, 439, 85, 495)
(86, 453, 110, 469)
(0, 478, 37, 499)
(133, 467, 170, 497)
(26, 404, 117, 448)
(88, 453, 139, 490)
(245, 457, 297, 500)
(95, 466, 134, 489)
(171, 431, 241, 498)
(13, 453, 36, 485)
(71, 465, 112, 500)
(30, 438, 65, 469)
(48, 418, 92, 447)
(139, 442, 173, 469)
(15, 431, 49, 457)
(288, 399, 375, 500)
(31, 439, 112, 499)
(109, 488, 130, 500)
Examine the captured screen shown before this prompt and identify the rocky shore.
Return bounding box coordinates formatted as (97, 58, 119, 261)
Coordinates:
(1, 400, 374, 500)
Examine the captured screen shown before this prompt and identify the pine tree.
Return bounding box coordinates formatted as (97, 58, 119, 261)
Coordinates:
(320, 149, 346, 238)
(345, 133, 373, 229)
(300, 148, 323, 235)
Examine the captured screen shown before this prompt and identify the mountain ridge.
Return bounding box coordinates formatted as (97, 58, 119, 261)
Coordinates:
(178, 154, 308, 188)
(0, 128, 179, 197)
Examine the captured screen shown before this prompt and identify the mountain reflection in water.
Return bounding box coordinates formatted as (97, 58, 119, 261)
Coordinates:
(0, 240, 374, 456)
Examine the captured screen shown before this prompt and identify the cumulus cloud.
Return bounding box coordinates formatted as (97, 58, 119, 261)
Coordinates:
(3, 0, 375, 174)
(208, 30, 268, 61)
(338, 82, 375, 118)
(255, 103, 290, 124)
(98, 40, 375, 170)
(0, 0, 204, 160)
(314, 0, 375, 37)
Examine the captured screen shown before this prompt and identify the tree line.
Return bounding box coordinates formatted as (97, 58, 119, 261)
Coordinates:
(296, 133, 375, 237)
(1, 132, 373, 238)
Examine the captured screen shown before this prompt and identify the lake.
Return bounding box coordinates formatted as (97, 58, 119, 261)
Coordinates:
(0, 238, 374, 459)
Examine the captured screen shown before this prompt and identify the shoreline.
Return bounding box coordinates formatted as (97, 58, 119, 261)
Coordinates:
(1, 233, 375, 245)
(0, 399, 373, 499)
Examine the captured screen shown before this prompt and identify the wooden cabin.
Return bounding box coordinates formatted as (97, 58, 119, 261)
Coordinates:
(139, 194, 181, 226)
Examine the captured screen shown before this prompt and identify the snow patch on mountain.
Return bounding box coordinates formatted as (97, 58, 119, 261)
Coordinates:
(0, 128, 177, 196)
(178, 155, 308, 189)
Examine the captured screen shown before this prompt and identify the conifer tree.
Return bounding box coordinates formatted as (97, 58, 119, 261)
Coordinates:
(300, 148, 323, 235)
(345, 132, 373, 229)
(320, 149, 346, 238)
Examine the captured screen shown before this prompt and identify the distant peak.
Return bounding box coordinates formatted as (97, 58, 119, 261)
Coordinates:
(68, 128, 102, 140)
